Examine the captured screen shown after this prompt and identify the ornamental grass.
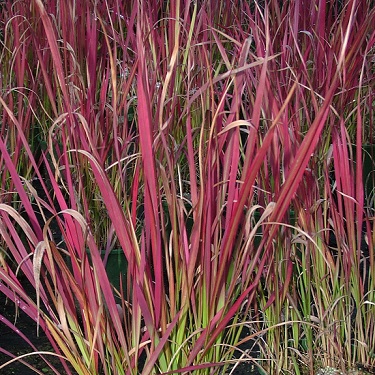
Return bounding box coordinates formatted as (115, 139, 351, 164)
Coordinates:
(0, 1, 374, 374)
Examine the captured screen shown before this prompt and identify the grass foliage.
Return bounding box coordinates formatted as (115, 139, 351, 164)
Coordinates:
(0, 0, 375, 374)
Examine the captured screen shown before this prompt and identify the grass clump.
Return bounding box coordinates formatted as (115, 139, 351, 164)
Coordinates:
(0, 0, 375, 374)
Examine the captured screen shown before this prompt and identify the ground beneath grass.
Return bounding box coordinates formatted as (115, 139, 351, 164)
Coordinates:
(0, 281, 69, 375)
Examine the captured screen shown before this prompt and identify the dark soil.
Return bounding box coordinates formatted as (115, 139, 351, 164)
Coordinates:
(0, 290, 68, 375)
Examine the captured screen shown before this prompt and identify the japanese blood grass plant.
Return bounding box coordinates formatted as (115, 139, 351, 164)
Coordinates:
(248, 1, 375, 374)
(1, 0, 375, 374)
(0, 1, 290, 373)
